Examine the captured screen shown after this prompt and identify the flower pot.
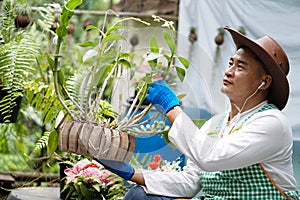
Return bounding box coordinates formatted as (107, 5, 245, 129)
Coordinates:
(0, 86, 22, 123)
(59, 120, 136, 162)
(59, 161, 72, 200)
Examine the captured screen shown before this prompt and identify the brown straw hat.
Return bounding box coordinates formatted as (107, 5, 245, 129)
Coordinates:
(224, 26, 290, 110)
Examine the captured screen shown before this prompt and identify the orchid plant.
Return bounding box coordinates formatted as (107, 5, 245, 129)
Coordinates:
(42, 0, 190, 156)
(62, 159, 128, 199)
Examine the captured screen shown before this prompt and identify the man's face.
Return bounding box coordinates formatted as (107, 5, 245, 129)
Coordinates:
(221, 47, 266, 104)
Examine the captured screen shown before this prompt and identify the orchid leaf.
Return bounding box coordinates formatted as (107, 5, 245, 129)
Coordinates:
(102, 34, 126, 43)
(78, 41, 96, 47)
(178, 56, 189, 69)
(150, 35, 159, 53)
(163, 31, 176, 54)
(175, 66, 186, 81)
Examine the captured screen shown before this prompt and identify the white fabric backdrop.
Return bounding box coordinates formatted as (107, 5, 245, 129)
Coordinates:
(176, 0, 300, 140)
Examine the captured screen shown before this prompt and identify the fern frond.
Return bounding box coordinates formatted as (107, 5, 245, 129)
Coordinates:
(66, 70, 93, 110)
(0, 0, 16, 43)
(34, 131, 50, 151)
(36, 3, 58, 33)
(0, 31, 39, 88)
(29, 83, 72, 125)
(0, 33, 4, 45)
(0, 31, 39, 121)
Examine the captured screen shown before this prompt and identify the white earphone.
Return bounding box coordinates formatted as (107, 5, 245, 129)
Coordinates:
(258, 81, 266, 89)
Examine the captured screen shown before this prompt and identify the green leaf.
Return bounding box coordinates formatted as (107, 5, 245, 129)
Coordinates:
(41, 103, 51, 120)
(92, 63, 115, 86)
(47, 129, 58, 156)
(92, 184, 100, 192)
(163, 31, 176, 54)
(120, 52, 130, 58)
(33, 94, 43, 109)
(57, 0, 82, 38)
(44, 106, 59, 124)
(177, 93, 186, 101)
(192, 119, 206, 127)
(79, 183, 89, 197)
(102, 34, 126, 43)
(85, 25, 99, 32)
(56, 26, 68, 38)
(178, 56, 189, 69)
(163, 54, 172, 63)
(175, 66, 186, 82)
(136, 81, 148, 102)
(148, 59, 157, 69)
(141, 154, 149, 164)
(65, 0, 82, 10)
(149, 35, 159, 53)
(47, 55, 54, 71)
(144, 73, 152, 84)
(58, 70, 65, 86)
(119, 58, 131, 68)
(78, 41, 96, 47)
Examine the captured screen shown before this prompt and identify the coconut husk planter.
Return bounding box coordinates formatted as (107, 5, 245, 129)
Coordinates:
(59, 120, 136, 162)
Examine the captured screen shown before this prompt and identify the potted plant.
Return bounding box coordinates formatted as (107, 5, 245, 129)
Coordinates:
(47, 0, 190, 164)
(61, 158, 128, 199)
(0, 0, 39, 123)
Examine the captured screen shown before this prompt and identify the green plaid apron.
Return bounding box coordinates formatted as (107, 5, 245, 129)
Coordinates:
(194, 104, 299, 200)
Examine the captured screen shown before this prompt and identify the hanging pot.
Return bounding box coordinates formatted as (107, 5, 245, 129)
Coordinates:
(0, 86, 22, 123)
(59, 120, 136, 162)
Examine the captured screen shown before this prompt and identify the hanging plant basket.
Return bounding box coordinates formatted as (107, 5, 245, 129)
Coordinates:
(59, 120, 136, 162)
(0, 86, 22, 123)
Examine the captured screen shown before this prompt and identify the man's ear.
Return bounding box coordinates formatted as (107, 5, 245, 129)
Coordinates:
(261, 75, 272, 89)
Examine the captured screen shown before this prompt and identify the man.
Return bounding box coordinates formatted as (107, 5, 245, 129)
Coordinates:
(99, 26, 299, 199)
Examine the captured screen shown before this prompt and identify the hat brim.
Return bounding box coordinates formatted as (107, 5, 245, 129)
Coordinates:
(224, 26, 289, 110)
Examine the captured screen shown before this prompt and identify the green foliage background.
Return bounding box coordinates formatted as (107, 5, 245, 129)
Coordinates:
(0, 0, 122, 173)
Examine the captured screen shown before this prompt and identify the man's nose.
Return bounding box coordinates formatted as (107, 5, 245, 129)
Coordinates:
(224, 66, 234, 77)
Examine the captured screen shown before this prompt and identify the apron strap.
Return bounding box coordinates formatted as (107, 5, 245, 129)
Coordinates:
(258, 163, 291, 200)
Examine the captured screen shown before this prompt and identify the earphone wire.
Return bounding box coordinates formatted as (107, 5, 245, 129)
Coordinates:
(232, 83, 263, 114)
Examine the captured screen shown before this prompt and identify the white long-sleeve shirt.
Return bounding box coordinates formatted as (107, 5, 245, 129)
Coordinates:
(143, 101, 298, 198)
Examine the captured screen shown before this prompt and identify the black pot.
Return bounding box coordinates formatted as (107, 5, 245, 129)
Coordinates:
(59, 162, 72, 200)
(0, 87, 22, 123)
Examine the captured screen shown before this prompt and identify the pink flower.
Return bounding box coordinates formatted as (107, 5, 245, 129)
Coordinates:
(73, 159, 90, 172)
(82, 167, 101, 178)
(98, 170, 115, 185)
(64, 159, 116, 185)
(64, 167, 80, 184)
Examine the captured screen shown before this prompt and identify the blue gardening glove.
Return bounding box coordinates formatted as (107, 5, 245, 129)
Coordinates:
(146, 80, 180, 114)
(96, 159, 134, 180)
